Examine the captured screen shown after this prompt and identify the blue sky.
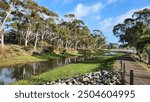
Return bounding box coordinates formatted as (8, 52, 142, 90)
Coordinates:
(34, 0, 150, 43)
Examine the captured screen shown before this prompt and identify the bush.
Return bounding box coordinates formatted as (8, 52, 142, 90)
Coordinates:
(39, 41, 49, 47)
(78, 49, 94, 55)
(42, 46, 55, 54)
(23, 44, 34, 51)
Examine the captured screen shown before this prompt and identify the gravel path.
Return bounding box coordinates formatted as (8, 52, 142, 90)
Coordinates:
(118, 53, 150, 85)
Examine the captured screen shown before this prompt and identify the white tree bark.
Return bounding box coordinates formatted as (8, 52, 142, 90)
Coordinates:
(0, 34, 4, 47)
(34, 32, 39, 50)
(0, 3, 14, 47)
(25, 39, 28, 47)
(24, 27, 34, 47)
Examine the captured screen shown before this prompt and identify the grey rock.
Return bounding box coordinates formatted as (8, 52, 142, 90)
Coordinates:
(44, 70, 122, 85)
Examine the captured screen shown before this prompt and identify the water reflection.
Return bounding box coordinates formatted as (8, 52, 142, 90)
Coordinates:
(0, 68, 16, 84)
(0, 56, 87, 84)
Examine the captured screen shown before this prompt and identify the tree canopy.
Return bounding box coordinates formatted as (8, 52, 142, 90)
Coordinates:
(0, 0, 106, 52)
(113, 8, 150, 64)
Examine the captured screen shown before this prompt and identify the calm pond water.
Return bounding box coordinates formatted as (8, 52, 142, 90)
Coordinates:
(0, 56, 90, 85)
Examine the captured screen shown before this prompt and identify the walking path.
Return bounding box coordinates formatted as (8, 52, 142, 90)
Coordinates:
(117, 53, 150, 85)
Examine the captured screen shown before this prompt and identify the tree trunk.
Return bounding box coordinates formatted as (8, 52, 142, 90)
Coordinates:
(19, 35, 22, 45)
(25, 39, 28, 47)
(61, 40, 63, 48)
(0, 3, 14, 48)
(148, 53, 150, 65)
(1, 34, 4, 47)
(138, 54, 142, 62)
(65, 40, 68, 50)
(74, 41, 77, 49)
(41, 34, 44, 48)
(145, 48, 150, 65)
(82, 45, 85, 50)
(34, 32, 38, 50)
(75, 41, 80, 50)
(34, 38, 38, 50)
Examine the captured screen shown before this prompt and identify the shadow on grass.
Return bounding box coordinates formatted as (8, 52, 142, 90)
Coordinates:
(79, 55, 122, 71)
(32, 53, 82, 60)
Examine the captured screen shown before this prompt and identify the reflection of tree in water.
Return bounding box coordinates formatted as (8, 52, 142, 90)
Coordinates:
(12, 64, 31, 80)
(0, 56, 87, 84)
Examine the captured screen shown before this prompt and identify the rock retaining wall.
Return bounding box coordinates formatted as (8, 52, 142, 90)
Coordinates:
(45, 70, 121, 85)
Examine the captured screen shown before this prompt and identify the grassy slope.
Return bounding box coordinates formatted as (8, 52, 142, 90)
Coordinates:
(131, 54, 150, 70)
(0, 53, 82, 67)
(13, 52, 124, 85)
(0, 45, 82, 67)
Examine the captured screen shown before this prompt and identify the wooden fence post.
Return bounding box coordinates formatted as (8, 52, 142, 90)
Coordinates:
(120, 60, 122, 71)
(120, 71, 124, 85)
(119, 61, 126, 85)
(123, 63, 125, 78)
(130, 70, 134, 85)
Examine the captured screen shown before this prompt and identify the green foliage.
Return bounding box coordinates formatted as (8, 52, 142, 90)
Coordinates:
(0, 1, 9, 10)
(0, 0, 106, 55)
(0, 11, 6, 18)
(113, 8, 150, 64)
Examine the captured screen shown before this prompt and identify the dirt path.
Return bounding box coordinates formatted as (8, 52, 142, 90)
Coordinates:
(117, 53, 150, 85)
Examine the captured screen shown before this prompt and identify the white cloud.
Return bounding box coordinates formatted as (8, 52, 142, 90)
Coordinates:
(100, 9, 135, 31)
(100, 5, 150, 32)
(99, 5, 150, 43)
(95, 15, 101, 20)
(73, 3, 103, 18)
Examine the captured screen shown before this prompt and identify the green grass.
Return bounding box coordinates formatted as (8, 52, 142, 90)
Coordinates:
(132, 59, 150, 71)
(113, 60, 120, 69)
(131, 54, 150, 70)
(13, 52, 124, 85)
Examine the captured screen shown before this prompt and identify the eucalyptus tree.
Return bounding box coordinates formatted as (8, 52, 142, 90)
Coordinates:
(63, 14, 76, 49)
(113, 8, 150, 64)
(38, 6, 59, 48)
(9, 0, 39, 47)
(29, 2, 58, 50)
(71, 19, 86, 49)
(10, 0, 58, 49)
(133, 8, 150, 64)
(31, 11, 43, 50)
(0, 0, 108, 54)
(57, 14, 74, 50)
(58, 20, 70, 49)
(92, 29, 106, 49)
(60, 14, 93, 50)
(78, 26, 91, 49)
(0, 0, 22, 47)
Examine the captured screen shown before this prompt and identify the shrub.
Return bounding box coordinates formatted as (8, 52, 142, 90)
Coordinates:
(39, 41, 49, 47)
(23, 44, 34, 51)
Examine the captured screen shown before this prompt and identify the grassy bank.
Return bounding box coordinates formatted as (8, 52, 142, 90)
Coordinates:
(0, 45, 82, 67)
(0, 52, 81, 67)
(131, 54, 150, 70)
(13, 52, 124, 85)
